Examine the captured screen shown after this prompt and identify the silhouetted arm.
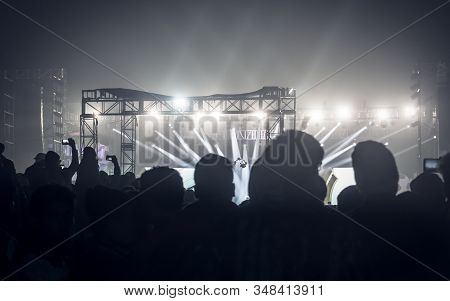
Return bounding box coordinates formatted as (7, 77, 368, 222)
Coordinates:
(64, 138, 79, 179)
(111, 155, 121, 176)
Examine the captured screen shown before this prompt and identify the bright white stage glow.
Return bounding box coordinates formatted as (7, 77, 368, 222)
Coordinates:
(174, 96, 188, 111)
(403, 105, 417, 118)
(309, 109, 323, 122)
(195, 111, 205, 118)
(211, 111, 221, 119)
(375, 109, 389, 120)
(146, 110, 160, 117)
(336, 106, 352, 120)
(253, 111, 267, 120)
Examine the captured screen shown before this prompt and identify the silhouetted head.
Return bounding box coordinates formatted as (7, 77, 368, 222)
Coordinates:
(140, 166, 184, 212)
(29, 184, 75, 243)
(125, 172, 136, 184)
(45, 151, 61, 169)
(337, 185, 362, 215)
(351, 141, 399, 197)
(439, 153, 450, 200)
(0, 142, 4, 155)
(410, 172, 446, 207)
(194, 154, 235, 202)
(82, 147, 97, 161)
(34, 153, 46, 163)
(260, 130, 324, 170)
(249, 130, 326, 206)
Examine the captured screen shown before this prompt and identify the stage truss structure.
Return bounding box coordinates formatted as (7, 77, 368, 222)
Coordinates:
(80, 87, 297, 174)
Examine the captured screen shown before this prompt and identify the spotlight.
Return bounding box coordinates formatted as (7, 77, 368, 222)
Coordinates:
(336, 106, 352, 120)
(403, 106, 417, 118)
(254, 111, 267, 119)
(211, 111, 221, 119)
(384, 142, 389, 146)
(195, 111, 205, 118)
(309, 109, 323, 122)
(146, 110, 160, 117)
(433, 135, 437, 139)
(174, 96, 188, 111)
(375, 109, 389, 121)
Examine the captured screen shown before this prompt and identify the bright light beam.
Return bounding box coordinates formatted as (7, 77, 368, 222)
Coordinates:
(313, 127, 326, 138)
(326, 126, 367, 155)
(172, 130, 201, 161)
(230, 128, 242, 160)
(320, 123, 341, 144)
(152, 145, 192, 167)
(113, 128, 192, 167)
(323, 143, 356, 166)
(199, 128, 214, 153)
(155, 130, 190, 158)
(376, 125, 410, 142)
(193, 128, 214, 153)
(214, 144, 224, 156)
(393, 137, 436, 157)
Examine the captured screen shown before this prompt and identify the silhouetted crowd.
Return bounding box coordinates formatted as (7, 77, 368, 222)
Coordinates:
(1, 130, 450, 280)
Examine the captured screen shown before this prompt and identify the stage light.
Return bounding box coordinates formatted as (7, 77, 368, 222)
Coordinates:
(195, 111, 205, 118)
(146, 110, 160, 117)
(403, 106, 417, 118)
(433, 135, 437, 139)
(254, 111, 267, 119)
(174, 96, 188, 111)
(309, 109, 323, 122)
(211, 111, 221, 118)
(375, 109, 389, 120)
(336, 106, 352, 120)
(384, 142, 389, 146)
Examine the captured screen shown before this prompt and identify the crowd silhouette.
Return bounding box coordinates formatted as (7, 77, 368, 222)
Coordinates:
(0, 130, 450, 280)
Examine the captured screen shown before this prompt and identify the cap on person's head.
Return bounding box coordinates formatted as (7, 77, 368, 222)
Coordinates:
(34, 153, 46, 162)
(194, 153, 234, 201)
(351, 140, 399, 196)
(45, 151, 60, 164)
(82, 147, 97, 160)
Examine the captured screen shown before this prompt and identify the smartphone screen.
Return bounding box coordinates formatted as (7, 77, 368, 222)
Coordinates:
(423, 158, 439, 172)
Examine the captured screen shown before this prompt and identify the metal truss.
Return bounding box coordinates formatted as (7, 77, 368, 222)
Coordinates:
(79, 114, 98, 154)
(80, 87, 296, 173)
(120, 114, 137, 174)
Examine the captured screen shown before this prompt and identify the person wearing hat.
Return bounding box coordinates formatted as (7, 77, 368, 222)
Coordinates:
(25, 152, 47, 192)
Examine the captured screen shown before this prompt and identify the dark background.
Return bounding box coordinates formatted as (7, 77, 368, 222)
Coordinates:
(1, 0, 449, 104)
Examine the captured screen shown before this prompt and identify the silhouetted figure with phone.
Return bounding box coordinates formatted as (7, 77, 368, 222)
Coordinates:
(43, 138, 78, 188)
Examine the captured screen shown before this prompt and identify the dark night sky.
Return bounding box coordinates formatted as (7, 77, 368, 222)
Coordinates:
(1, 0, 449, 107)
